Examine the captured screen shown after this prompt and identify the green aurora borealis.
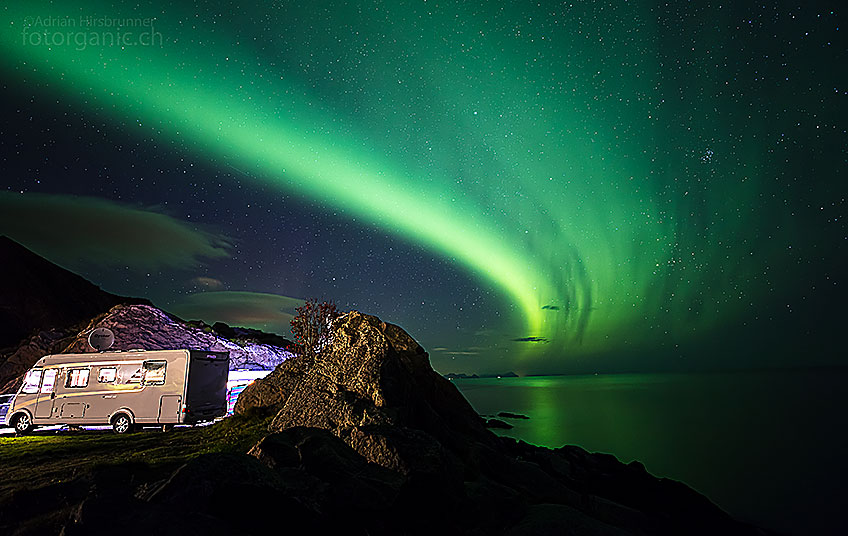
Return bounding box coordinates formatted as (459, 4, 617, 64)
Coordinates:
(1, 1, 844, 372)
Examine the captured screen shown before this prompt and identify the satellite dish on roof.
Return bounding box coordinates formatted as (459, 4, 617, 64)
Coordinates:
(88, 327, 115, 351)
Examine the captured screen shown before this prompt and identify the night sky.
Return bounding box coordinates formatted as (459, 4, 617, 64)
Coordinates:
(0, 1, 844, 375)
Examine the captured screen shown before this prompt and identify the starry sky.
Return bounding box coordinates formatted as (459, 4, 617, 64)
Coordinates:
(0, 1, 844, 375)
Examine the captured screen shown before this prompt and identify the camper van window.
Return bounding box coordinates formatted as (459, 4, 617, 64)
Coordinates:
(126, 367, 144, 384)
(21, 370, 42, 394)
(98, 367, 117, 383)
(66, 368, 90, 388)
(142, 361, 166, 385)
(40, 369, 58, 393)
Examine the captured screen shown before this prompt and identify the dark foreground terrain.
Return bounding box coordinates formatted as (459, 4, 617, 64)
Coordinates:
(0, 312, 773, 535)
(0, 415, 270, 534)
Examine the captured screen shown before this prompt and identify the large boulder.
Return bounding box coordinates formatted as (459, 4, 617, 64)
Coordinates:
(236, 311, 492, 452)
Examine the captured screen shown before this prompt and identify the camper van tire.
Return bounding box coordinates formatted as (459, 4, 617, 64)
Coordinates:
(12, 412, 33, 435)
(111, 413, 134, 434)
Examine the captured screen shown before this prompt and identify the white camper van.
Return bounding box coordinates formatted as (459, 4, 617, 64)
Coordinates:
(4, 349, 229, 434)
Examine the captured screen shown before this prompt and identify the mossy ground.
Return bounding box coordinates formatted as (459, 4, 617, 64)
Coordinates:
(0, 412, 272, 499)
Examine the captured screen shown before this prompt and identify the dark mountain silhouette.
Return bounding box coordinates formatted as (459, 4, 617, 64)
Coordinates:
(0, 235, 148, 350)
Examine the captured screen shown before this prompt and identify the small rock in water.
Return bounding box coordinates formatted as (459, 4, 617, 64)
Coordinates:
(484, 418, 513, 429)
(497, 411, 530, 420)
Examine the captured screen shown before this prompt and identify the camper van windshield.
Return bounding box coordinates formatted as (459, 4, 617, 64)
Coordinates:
(21, 370, 42, 394)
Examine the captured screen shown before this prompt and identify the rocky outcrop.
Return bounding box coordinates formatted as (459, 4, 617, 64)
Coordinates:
(233, 311, 766, 535)
(0, 326, 84, 393)
(61, 304, 293, 370)
(236, 312, 494, 466)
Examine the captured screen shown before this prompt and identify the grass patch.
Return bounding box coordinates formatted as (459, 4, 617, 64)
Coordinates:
(0, 413, 272, 498)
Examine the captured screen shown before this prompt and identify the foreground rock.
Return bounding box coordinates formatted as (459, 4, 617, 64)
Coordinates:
(237, 311, 492, 452)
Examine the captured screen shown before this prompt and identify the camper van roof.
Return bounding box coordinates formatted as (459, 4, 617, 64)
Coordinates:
(34, 349, 194, 367)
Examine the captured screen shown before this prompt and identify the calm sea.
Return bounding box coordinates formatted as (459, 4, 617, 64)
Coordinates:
(453, 369, 847, 536)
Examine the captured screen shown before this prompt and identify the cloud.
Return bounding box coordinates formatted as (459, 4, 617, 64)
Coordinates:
(0, 192, 231, 270)
(190, 276, 226, 290)
(512, 336, 549, 343)
(474, 329, 496, 337)
(167, 291, 304, 335)
(432, 346, 480, 355)
(431, 347, 480, 355)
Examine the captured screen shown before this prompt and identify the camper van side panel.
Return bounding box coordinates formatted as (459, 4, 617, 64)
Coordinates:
(52, 359, 143, 424)
(157, 350, 189, 424)
(123, 350, 189, 424)
(81, 360, 144, 423)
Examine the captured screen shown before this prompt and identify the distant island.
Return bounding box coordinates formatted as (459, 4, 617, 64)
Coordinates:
(443, 371, 519, 380)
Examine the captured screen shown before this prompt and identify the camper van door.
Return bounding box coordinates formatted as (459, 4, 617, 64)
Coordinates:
(34, 369, 57, 418)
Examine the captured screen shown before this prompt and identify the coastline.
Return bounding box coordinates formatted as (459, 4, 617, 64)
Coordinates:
(454, 369, 847, 535)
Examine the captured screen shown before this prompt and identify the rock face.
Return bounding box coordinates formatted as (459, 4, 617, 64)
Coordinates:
(237, 312, 491, 452)
(0, 327, 83, 394)
(62, 304, 293, 370)
(233, 311, 764, 536)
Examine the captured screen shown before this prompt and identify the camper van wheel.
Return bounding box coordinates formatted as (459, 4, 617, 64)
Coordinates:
(13, 413, 34, 435)
(111, 414, 133, 434)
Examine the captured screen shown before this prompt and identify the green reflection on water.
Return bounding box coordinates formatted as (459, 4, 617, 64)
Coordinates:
(453, 371, 848, 536)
